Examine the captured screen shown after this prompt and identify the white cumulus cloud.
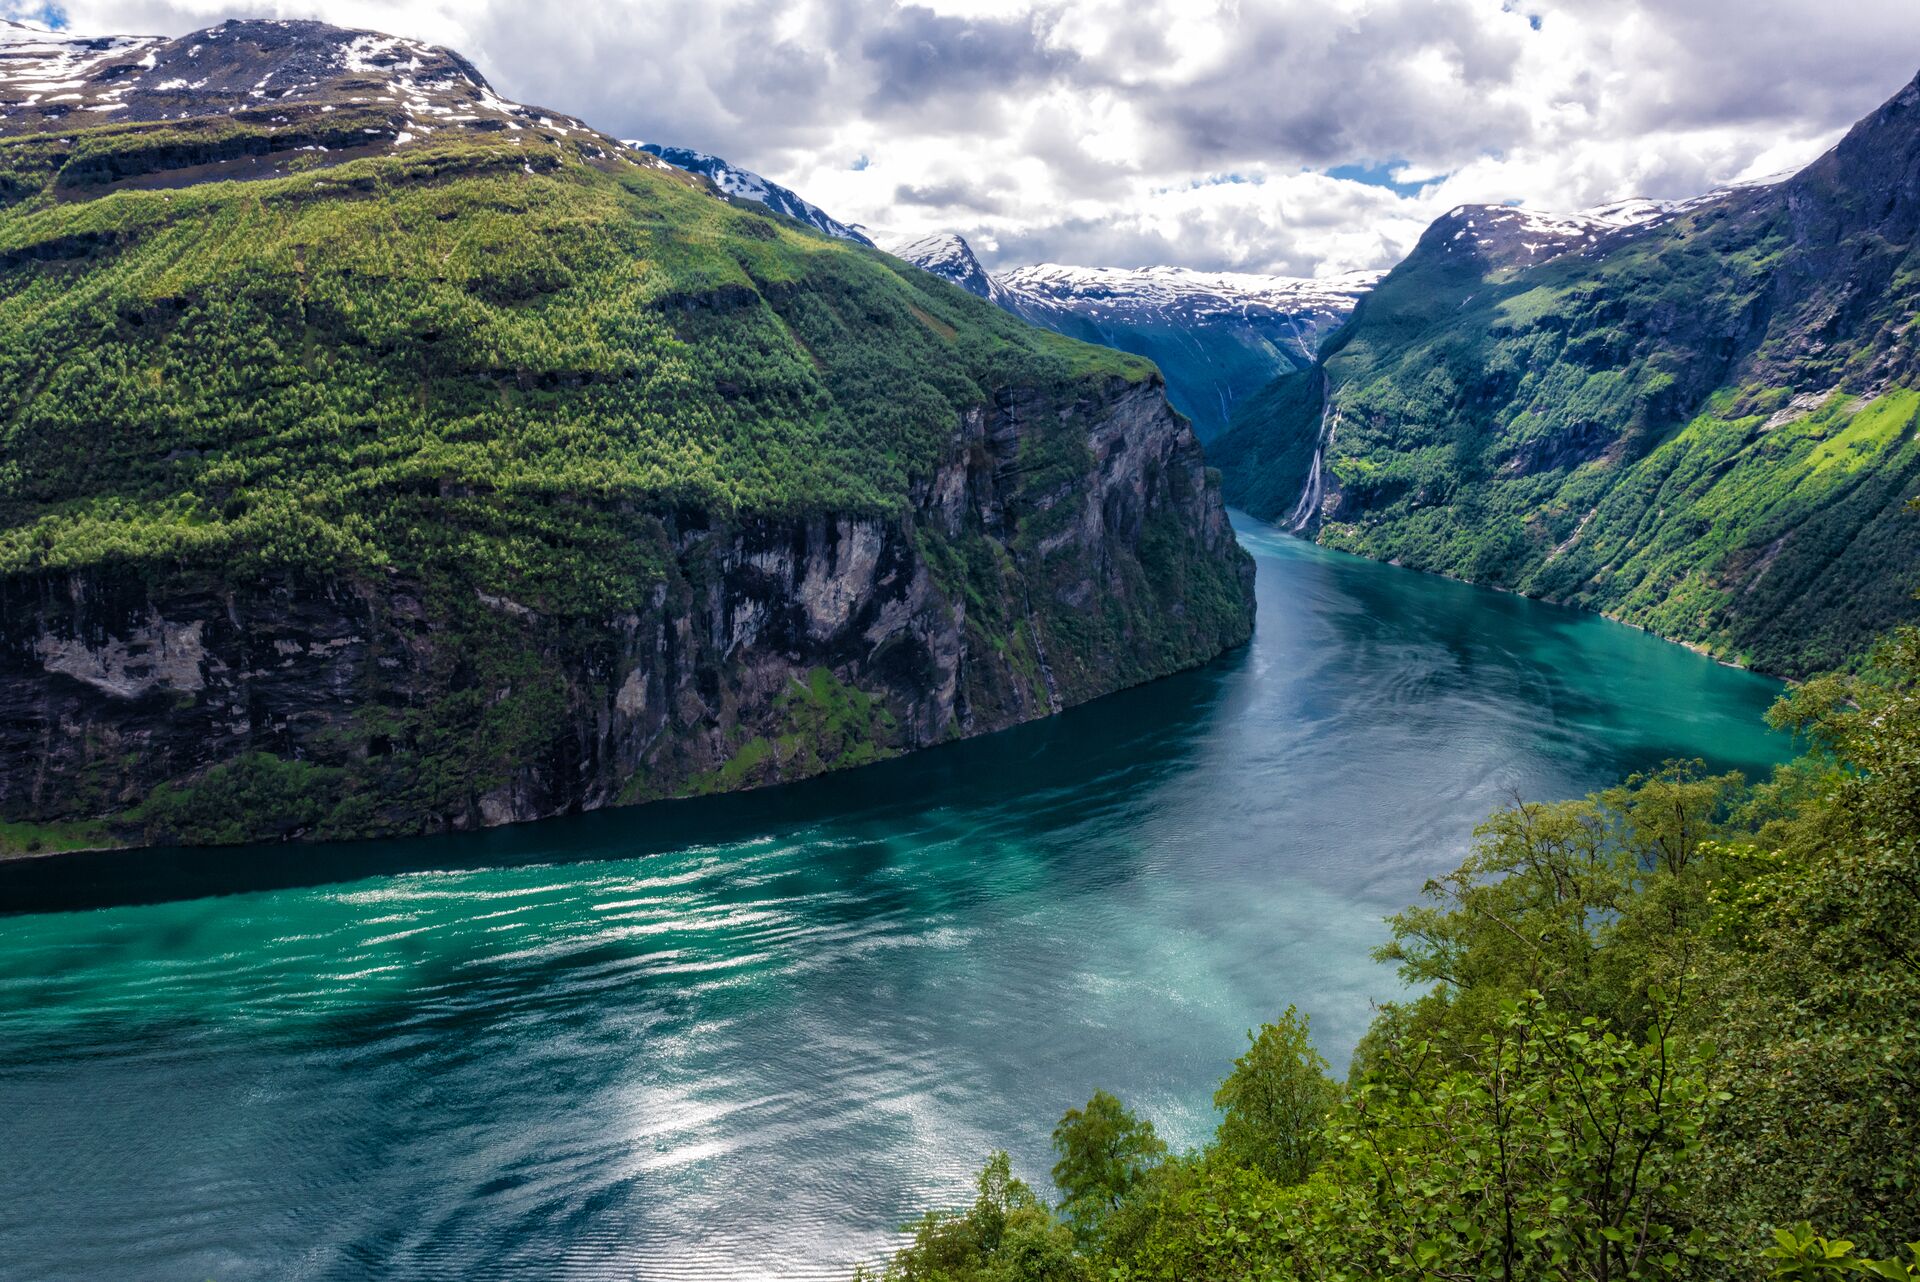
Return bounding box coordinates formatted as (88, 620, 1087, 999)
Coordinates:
(32, 0, 1920, 275)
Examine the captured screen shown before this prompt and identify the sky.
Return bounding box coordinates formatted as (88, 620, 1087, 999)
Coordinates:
(23, 0, 1920, 277)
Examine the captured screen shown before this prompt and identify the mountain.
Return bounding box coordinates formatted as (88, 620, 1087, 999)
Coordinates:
(1212, 73, 1920, 677)
(0, 18, 1252, 854)
(632, 143, 875, 245)
(887, 231, 1012, 307)
(889, 231, 1378, 438)
(609, 166, 1378, 439)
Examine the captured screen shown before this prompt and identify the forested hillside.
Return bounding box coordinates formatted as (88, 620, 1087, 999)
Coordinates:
(0, 20, 1253, 853)
(1212, 69, 1920, 677)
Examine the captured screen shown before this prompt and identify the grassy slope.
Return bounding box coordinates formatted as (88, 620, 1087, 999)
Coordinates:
(0, 120, 1148, 608)
(0, 114, 1252, 850)
(1214, 91, 1920, 677)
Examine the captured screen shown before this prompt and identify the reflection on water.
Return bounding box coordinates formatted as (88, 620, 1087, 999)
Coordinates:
(0, 515, 1788, 1281)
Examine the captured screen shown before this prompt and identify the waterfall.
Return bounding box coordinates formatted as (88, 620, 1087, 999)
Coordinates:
(1286, 378, 1338, 532)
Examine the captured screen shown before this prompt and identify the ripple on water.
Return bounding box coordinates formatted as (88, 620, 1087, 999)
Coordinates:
(0, 518, 1791, 1281)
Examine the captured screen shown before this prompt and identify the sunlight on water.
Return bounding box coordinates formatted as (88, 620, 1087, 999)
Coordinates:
(0, 515, 1789, 1281)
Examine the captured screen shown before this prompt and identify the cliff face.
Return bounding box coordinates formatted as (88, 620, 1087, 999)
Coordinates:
(1, 374, 1249, 849)
(1213, 69, 1920, 677)
(0, 18, 1253, 854)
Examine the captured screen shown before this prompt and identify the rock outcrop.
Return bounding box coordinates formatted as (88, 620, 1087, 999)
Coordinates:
(1, 373, 1250, 847)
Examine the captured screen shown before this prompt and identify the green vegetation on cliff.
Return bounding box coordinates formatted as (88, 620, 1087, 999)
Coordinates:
(0, 22, 1253, 851)
(1213, 71, 1920, 677)
(860, 627, 1920, 1280)
(0, 127, 1142, 594)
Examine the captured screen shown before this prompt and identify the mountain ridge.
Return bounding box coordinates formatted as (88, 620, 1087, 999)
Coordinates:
(1212, 69, 1920, 676)
(632, 142, 876, 245)
(0, 16, 1253, 854)
(601, 147, 1381, 438)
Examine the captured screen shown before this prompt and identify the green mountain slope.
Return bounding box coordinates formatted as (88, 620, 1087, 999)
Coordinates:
(0, 20, 1252, 852)
(1213, 71, 1920, 676)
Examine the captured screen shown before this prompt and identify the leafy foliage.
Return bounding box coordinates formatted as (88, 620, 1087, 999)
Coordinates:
(862, 628, 1920, 1280)
(1050, 1090, 1169, 1226)
(856, 1153, 1088, 1282)
(1765, 1225, 1920, 1281)
(1211, 1006, 1338, 1185)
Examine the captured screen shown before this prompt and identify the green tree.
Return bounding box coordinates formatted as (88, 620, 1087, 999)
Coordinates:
(1303, 997, 1724, 1282)
(1372, 761, 1742, 1061)
(1211, 1005, 1340, 1185)
(1050, 1089, 1168, 1224)
(1120, 1162, 1298, 1282)
(1707, 628, 1920, 1254)
(860, 1152, 1085, 1282)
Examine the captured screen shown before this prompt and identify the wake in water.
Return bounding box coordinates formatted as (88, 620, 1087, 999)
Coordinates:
(0, 523, 1790, 1282)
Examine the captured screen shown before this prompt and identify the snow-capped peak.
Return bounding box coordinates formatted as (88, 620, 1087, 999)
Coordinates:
(995, 262, 1382, 321)
(881, 231, 1006, 303)
(635, 143, 874, 246)
(887, 230, 1383, 434)
(0, 18, 606, 149)
(885, 231, 1381, 326)
(1432, 175, 1795, 268)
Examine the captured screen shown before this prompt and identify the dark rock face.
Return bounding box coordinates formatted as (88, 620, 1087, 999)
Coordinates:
(0, 376, 1251, 846)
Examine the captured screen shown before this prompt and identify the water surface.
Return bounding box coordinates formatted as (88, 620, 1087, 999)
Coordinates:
(0, 516, 1789, 1280)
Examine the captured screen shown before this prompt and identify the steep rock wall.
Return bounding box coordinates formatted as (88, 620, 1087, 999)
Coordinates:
(0, 375, 1251, 850)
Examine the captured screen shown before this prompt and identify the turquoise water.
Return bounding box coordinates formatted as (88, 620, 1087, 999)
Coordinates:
(0, 516, 1789, 1281)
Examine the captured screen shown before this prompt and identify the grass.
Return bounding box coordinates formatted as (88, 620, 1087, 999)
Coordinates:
(0, 818, 113, 858)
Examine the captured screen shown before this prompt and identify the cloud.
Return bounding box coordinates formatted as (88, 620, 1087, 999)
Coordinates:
(860, 5, 1067, 108)
(42, 0, 1920, 275)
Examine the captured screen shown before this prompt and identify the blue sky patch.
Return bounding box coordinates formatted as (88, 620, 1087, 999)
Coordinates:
(1325, 161, 1434, 199)
(5, 2, 68, 28)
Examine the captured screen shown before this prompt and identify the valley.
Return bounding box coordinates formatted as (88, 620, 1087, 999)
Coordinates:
(0, 514, 1788, 1280)
(0, 8, 1916, 1282)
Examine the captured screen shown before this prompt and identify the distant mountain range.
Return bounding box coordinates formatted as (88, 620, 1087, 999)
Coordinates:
(640, 149, 1376, 437)
(886, 233, 1381, 438)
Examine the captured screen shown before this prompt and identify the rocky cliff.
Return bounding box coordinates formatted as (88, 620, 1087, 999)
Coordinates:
(0, 19, 1252, 853)
(3, 374, 1245, 848)
(1212, 69, 1920, 677)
